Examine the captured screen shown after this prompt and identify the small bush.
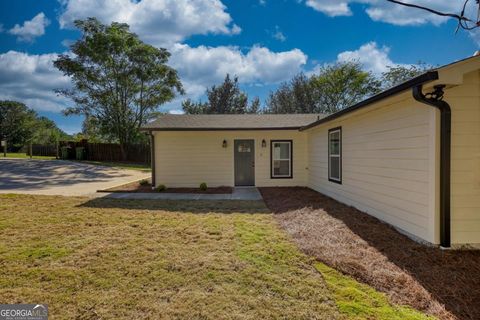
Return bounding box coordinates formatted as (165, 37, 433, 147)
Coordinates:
(139, 179, 149, 186)
(199, 182, 208, 191)
(155, 184, 166, 192)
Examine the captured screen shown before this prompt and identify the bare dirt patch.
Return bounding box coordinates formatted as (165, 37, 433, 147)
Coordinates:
(101, 179, 232, 194)
(259, 187, 480, 320)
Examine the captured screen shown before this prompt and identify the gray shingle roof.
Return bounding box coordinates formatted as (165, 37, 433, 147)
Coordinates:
(141, 114, 325, 131)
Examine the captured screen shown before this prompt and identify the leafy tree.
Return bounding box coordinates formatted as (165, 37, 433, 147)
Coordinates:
(310, 61, 382, 113)
(77, 115, 111, 143)
(248, 96, 261, 114)
(265, 73, 316, 114)
(181, 99, 209, 115)
(381, 63, 432, 89)
(54, 18, 183, 159)
(182, 74, 260, 114)
(32, 116, 70, 144)
(265, 62, 381, 114)
(0, 100, 70, 151)
(0, 101, 36, 150)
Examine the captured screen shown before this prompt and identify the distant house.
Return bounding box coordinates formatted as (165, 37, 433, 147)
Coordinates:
(142, 56, 480, 249)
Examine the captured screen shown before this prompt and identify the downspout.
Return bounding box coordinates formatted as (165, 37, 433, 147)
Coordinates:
(412, 84, 451, 248)
(149, 132, 156, 190)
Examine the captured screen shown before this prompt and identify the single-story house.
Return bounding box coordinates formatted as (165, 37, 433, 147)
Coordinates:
(141, 55, 480, 249)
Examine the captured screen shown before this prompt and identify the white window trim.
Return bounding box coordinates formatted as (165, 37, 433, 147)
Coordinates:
(328, 128, 342, 183)
(271, 140, 292, 179)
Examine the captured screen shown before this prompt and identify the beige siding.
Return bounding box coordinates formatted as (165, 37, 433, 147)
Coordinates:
(307, 94, 439, 244)
(153, 130, 308, 188)
(149, 60, 480, 246)
(446, 70, 480, 245)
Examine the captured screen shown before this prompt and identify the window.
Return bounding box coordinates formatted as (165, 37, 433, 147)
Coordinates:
(271, 140, 292, 179)
(328, 127, 342, 183)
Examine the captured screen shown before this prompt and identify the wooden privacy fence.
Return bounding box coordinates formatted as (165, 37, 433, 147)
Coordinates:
(28, 141, 151, 164)
(27, 144, 57, 157)
(83, 143, 151, 163)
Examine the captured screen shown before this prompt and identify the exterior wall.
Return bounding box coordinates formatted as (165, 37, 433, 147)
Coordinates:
(446, 70, 480, 245)
(153, 130, 308, 188)
(307, 93, 439, 244)
(149, 62, 480, 246)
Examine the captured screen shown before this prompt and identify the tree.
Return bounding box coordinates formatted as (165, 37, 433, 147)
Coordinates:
(0, 100, 70, 151)
(266, 62, 381, 114)
(0, 101, 36, 150)
(381, 63, 432, 89)
(182, 74, 260, 114)
(54, 18, 183, 159)
(265, 73, 317, 114)
(310, 62, 381, 113)
(32, 116, 70, 145)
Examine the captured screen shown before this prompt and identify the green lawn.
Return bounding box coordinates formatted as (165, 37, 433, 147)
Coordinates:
(315, 264, 433, 320)
(0, 195, 433, 319)
(1, 153, 56, 160)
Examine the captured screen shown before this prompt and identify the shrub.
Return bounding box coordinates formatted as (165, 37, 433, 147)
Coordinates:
(155, 184, 166, 192)
(199, 182, 207, 191)
(139, 179, 149, 186)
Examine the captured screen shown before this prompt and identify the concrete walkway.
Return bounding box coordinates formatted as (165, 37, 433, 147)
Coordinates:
(102, 187, 263, 201)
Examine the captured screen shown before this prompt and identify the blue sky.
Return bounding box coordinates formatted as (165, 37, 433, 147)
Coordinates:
(0, 0, 478, 134)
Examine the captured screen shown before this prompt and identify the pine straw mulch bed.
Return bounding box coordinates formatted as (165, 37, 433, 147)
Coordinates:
(101, 180, 232, 194)
(259, 187, 480, 320)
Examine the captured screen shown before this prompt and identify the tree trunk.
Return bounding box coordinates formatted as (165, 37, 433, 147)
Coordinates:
(119, 143, 128, 162)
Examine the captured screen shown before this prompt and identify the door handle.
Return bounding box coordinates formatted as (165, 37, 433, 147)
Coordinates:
(252, 162, 255, 168)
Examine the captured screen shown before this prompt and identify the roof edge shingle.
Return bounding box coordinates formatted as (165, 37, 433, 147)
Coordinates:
(141, 114, 325, 131)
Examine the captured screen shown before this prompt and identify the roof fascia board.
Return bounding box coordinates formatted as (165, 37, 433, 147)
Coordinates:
(140, 127, 304, 132)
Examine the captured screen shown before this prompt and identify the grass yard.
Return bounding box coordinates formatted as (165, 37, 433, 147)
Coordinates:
(1, 153, 56, 160)
(0, 194, 432, 319)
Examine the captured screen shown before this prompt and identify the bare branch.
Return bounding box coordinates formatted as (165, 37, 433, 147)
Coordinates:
(386, 0, 480, 31)
(386, 0, 470, 21)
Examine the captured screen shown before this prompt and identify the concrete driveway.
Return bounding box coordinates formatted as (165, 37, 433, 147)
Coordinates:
(0, 159, 150, 196)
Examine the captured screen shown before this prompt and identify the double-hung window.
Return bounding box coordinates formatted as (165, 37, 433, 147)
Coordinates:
(328, 127, 342, 183)
(271, 140, 292, 178)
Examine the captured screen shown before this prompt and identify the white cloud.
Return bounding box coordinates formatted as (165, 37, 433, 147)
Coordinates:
(57, 0, 307, 110)
(272, 25, 286, 42)
(169, 44, 307, 87)
(0, 44, 307, 114)
(2, 0, 309, 116)
(156, 44, 307, 112)
(336, 42, 394, 74)
(0, 51, 71, 112)
(468, 29, 480, 46)
(308, 41, 407, 76)
(305, 0, 353, 17)
(304, 1, 472, 26)
(58, 0, 240, 46)
(168, 109, 184, 114)
(8, 12, 50, 42)
(61, 39, 74, 48)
